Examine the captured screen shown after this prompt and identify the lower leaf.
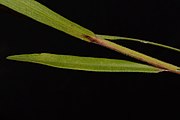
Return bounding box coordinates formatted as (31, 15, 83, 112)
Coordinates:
(7, 53, 162, 73)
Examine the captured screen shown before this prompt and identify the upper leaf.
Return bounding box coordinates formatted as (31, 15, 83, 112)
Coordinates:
(0, 0, 95, 41)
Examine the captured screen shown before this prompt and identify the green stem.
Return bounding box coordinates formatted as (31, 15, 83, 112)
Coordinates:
(83, 35, 180, 74)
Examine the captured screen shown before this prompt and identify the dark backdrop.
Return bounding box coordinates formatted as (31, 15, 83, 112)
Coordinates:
(0, 0, 180, 119)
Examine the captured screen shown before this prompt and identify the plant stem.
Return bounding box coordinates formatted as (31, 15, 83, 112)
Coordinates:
(83, 35, 180, 74)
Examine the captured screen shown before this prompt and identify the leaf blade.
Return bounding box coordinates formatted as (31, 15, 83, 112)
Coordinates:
(7, 53, 161, 73)
(96, 34, 180, 52)
(0, 0, 95, 41)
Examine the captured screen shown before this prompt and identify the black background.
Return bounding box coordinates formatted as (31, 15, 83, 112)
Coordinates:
(0, 0, 180, 119)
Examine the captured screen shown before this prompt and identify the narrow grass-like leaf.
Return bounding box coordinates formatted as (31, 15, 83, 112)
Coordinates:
(0, 0, 95, 41)
(1, 0, 179, 74)
(96, 34, 180, 52)
(7, 53, 161, 73)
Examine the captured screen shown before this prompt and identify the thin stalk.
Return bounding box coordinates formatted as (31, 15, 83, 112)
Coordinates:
(83, 35, 180, 74)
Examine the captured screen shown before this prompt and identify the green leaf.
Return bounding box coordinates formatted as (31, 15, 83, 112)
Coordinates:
(96, 34, 180, 52)
(7, 53, 161, 73)
(1, 0, 179, 74)
(0, 0, 95, 41)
